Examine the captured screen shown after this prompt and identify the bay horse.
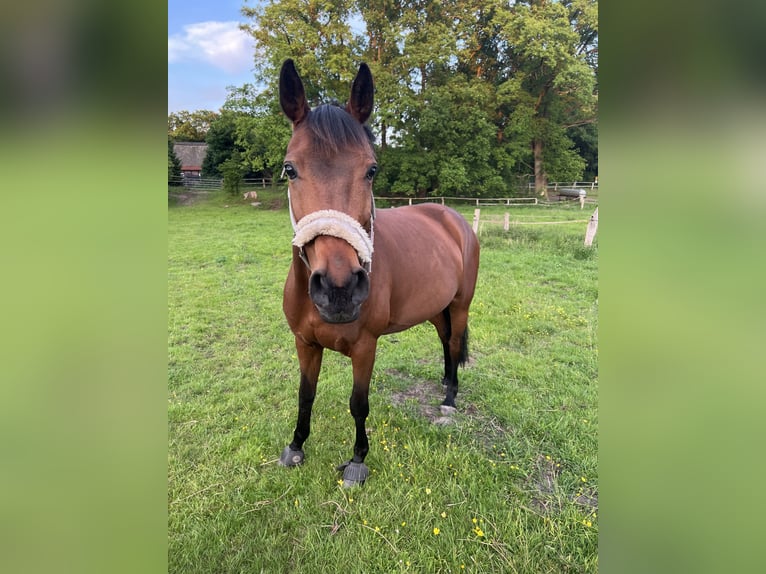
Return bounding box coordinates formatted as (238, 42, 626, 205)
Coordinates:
(277, 59, 480, 486)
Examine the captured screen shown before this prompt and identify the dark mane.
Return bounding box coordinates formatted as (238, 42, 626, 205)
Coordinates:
(306, 104, 375, 157)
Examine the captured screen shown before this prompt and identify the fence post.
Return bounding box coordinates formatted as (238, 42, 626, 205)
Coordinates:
(584, 207, 599, 246)
(472, 209, 480, 234)
(503, 212, 510, 231)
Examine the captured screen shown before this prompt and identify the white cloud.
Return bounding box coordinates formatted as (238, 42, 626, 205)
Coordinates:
(168, 21, 253, 74)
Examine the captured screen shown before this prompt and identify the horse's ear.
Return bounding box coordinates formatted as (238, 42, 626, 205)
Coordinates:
(346, 63, 374, 124)
(279, 59, 310, 125)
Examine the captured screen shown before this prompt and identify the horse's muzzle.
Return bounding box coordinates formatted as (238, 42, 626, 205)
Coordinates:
(308, 267, 369, 323)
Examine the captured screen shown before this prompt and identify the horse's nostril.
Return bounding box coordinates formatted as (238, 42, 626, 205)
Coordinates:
(308, 271, 330, 306)
(350, 269, 369, 305)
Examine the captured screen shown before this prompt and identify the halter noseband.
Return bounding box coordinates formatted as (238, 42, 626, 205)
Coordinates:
(287, 185, 376, 274)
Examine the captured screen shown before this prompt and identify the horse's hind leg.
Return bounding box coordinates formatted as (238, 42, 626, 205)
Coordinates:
(430, 309, 453, 387)
(440, 305, 470, 410)
(280, 338, 323, 467)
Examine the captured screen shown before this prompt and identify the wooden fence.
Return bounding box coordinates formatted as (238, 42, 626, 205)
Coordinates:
(471, 207, 599, 246)
(169, 177, 275, 190)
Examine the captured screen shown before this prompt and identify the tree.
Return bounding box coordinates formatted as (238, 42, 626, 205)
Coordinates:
(202, 113, 238, 178)
(493, 0, 598, 196)
(570, 121, 598, 181)
(222, 85, 292, 182)
(220, 150, 247, 196)
(168, 136, 182, 185)
(168, 110, 219, 141)
(237, 0, 597, 198)
(241, 0, 362, 104)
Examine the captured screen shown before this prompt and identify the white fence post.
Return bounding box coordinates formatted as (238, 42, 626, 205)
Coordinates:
(472, 209, 480, 234)
(584, 207, 599, 246)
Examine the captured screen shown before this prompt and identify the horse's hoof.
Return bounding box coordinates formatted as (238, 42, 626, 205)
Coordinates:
(440, 404, 457, 415)
(279, 446, 305, 467)
(336, 461, 369, 487)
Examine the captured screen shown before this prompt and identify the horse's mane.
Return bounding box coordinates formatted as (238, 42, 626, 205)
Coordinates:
(305, 103, 375, 157)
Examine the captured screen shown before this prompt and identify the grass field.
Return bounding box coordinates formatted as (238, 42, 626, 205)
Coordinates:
(168, 188, 598, 573)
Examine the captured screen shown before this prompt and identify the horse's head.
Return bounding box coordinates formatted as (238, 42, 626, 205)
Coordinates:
(279, 59, 377, 324)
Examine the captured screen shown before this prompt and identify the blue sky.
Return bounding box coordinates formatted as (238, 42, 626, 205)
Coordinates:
(168, 0, 258, 113)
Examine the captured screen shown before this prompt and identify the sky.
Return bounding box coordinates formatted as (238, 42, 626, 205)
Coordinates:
(168, 0, 258, 113)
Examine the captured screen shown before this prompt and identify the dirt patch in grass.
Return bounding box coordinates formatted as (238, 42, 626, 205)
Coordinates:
(386, 369, 492, 430)
(526, 454, 563, 514)
(168, 189, 210, 206)
(387, 374, 453, 424)
(526, 453, 599, 515)
(573, 490, 599, 510)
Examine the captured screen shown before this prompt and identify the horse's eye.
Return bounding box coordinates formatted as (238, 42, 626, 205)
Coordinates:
(365, 165, 378, 180)
(283, 163, 297, 180)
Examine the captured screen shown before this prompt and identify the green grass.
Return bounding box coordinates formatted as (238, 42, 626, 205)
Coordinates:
(168, 189, 598, 573)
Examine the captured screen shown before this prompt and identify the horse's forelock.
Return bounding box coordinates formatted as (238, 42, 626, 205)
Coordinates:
(305, 104, 375, 157)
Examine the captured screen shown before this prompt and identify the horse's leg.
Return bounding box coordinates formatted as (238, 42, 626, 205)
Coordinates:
(279, 338, 323, 467)
(429, 310, 453, 387)
(337, 337, 377, 487)
(441, 304, 469, 411)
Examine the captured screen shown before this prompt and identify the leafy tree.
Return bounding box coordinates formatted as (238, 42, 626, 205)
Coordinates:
(569, 121, 598, 181)
(168, 110, 219, 141)
(493, 0, 598, 196)
(220, 150, 247, 196)
(241, 0, 362, 103)
(222, 85, 292, 182)
(378, 76, 503, 196)
(202, 113, 238, 178)
(168, 136, 182, 185)
(236, 0, 597, 198)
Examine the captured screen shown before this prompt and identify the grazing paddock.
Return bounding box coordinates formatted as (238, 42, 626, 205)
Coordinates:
(168, 190, 598, 573)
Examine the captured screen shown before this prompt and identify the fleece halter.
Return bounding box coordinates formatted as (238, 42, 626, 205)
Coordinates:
(287, 185, 376, 274)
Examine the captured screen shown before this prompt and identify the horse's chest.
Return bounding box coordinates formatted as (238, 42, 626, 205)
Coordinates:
(314, 329, 356, 356)
(297, 318, 359, 356)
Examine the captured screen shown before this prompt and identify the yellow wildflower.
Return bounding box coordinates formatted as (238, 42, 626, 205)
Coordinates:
(433, 527, 440, 535)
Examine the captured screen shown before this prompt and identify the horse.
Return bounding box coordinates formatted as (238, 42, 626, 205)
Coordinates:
(277, 59, 480, 486)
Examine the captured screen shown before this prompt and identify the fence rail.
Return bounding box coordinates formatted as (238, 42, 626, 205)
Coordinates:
(169, 176, 276, 190)
(528, 181, 599, 192)
(169, 178, 598, 203)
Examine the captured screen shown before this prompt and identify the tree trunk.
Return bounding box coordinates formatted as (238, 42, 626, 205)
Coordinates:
(381, 121, 387, 150)
(533, 139, 549, 199)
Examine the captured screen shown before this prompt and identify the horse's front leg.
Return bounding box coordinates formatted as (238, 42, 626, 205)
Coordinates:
(279, 338, 323, 467)
(337, 337, 377, 487)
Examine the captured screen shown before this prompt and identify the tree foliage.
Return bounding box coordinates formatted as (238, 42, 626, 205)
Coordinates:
(168, 136, 182, 185)
(168, 110, 219, 141)
(230, 0, 597, 196)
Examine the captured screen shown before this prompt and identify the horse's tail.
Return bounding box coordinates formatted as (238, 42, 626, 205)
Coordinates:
(458, 324, 469, 367)
(442, 307, 469, 367)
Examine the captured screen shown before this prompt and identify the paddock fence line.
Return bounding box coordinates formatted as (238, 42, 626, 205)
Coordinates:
(169, 177, 275, 190)
(169, 179, 597, 199)
(375, 182, 598, 208)
(471, 207, 599, 246)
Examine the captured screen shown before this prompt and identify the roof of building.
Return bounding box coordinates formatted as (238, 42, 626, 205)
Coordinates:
(173, 142, 208, 170)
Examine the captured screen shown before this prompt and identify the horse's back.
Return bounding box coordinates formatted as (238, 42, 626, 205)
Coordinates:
(369, 203, 479, 331)
(375, 203, 478, 271)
